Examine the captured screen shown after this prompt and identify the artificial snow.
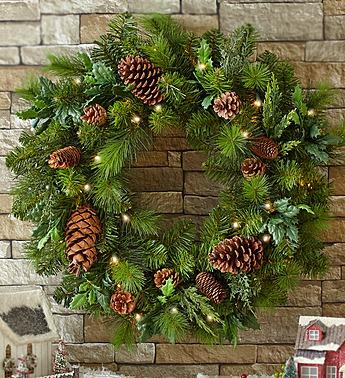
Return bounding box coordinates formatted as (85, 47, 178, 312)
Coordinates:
(294, 356, 325, 364)
(299, 316, 345, 328)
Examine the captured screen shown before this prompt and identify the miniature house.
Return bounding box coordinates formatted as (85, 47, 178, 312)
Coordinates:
(294, 316, 345, 378)
(0, 286, 58, 378)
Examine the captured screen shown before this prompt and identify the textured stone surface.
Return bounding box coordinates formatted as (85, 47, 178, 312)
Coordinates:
(0, 158, 15, 193)
(220, 364, 282, 377)
(54, 314, 84, 343)
(11, 94, 30, 114)
(133, 151, 168, 167)
(65, 343, 114, 363)
(0, 67, 42, 91)
(156, 344, 256, 364)
(84, 316, 116, 343)
(135, 192, 183, 213)
(0, 241, 11, 258)
(330, 196, 345, 216)
(184, 195, 218, 215)
(172, 15, 219, 35)
(11, 240, 27, 258)
(185, 172, 223, 196)
(323, 303, 345, 317)
(0, 22, 40, 46)
(0, 0, 40, 21)
(116, 343, 155, 364)
(325, 16, 345, 39)
(0, 214, 32, 239)
(330, 167, 345, 195)
(10, 115, 30, 129)
(128, 0, 180, 13)
(0, 93, 11, 110)
(152, 137, 190, 151)
(42, 15, 80, 44)
(257, 345, 295, 363)
(0, 48, 20, 65)
(0, 194, 12, 213)
(257, 42, 305, 61)
(183, 151, 206, 171)
(324, 243, 345, 265)
(168, 151, 181, 167)
(323, 266, 342, 280)
(220, 3, 323, 41)
(322, 280, 345, 303)
(322, 219, 345, 243)
(0, 111, 11, 129)
(0, 129, 21, 155)
(80, 14, 113, 43)
(306, 41, 345, 62)
(293, 63, 345, 88)
(182, 0, 217, 14)
(324, 0, 345, 15)
(287, 282, 321, 307)
(40, 0, 127, 13)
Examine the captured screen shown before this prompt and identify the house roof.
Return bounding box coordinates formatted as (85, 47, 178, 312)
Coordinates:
(295, 350, 326, 364)
(0, 286, 58, 344)
(295, 316, 345, 352)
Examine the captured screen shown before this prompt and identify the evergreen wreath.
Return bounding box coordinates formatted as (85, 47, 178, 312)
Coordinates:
(6, 14, 344, 346)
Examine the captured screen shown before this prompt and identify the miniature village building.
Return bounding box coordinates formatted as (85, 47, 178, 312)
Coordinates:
(294, 316, 345, 378)
(0, 286, 58, 378)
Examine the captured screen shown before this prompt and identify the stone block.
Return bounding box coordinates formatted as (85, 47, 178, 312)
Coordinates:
(65, 343, 114, 363)
(293, 63, 345, 88)
(0, 93, 11, 110)
(117, 364, 219, 378)
(184, 195, 218, 215)
(0, 158, 15, 193)
(183, 151, 206, 171)
(80, 14, 113, 43)
(325, 16, 345, 39)
(220, 3, 323, 41)
(0, 0, 39, 21)
(185, 172, 223, 196)
(257, 345, 295, 363)
(168, 151, 181, 167)
(0, 47, 20, 65)
(257, 42, 305, 61)
(182, 0, 217, 14)
(0, 22, 40, 46)
(160, 214, 207, 233)
(21, 45, 94, 66)
(11, 94, 30, 114)
(0, 67, 43, 92)
(220, 364, 282, 377)
(324, 0, 345, 15)
(330, 196, 345, 217)
(42, 15, 80, 44)
(115, 343, 155, 364)
(156, 344, 256, 364)
(323, 280, 345, 303)
(132, 151, 168, 167)
(0, 194, 13, 213)
(0, 259, 60, 285)
(84, 315, 116, 342)
(306, 41, 345, 62)
(54, 314, 84, 343)
(0, 129, 21, 155)
(152, 137, 190, 151)
(135, 192, 183, 213)
(11, 240, 27, 258)
(49, 296, 85, 315)
(0, 111, 11, 129)
(172, 15, 219, 35)
(323, 266, 342, 280)
(128, 167, 183, 192)
(323, 303, 345, 317)
(325, 108, 345, 127)
(0, 241, 11, 258)
(0, 214, 32, 239)
(40, 0, 127, 14)
(128, 0, 180, 13)
(287, 281, 321, 307)
(330, 167, 345, 195)
(10, 115, 31, 129)
(322, 219, 345, 243)
(331, 146, 345, 165)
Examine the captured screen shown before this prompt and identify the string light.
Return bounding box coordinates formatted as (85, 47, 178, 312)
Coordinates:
(262, 234, 271, 243)
(110, 255, 120, 265)
(264, 201, 272, 211)
(170, 307, 178, 314)
(45, 185, 50, 190)
(73, 78, 81, 85)
(242, 130, 249, 138)
(307, 183, 313, 190)
(197, 63, 207, 71)
(253, 98, 262, 108)
(206, 315, 214, 322)
(232, 221, 240, 229)
(135, 313, 142, 322)
(131, 115, 141, 124)
(83, 183, 92, 192)
(154, 104, 162, 113)
(307, 109, 315, 117)
(94, 155, 102, 163)
(121, 213, 131, 223)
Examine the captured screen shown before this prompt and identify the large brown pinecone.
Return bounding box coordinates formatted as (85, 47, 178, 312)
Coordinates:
(110, 288, 136, 315)
(48, 146, 81, 169)
(241, 157, 266, 178)
(154, 268, 181, 288)
(250, 136, 279, 160)
(213, 91, 241, 120)
(118, 55, 163, 106)
(196, 272, 227, 304)
(80, 103, 107, 127)
(210, 236, 264, 275)
(65, 206, 102, 276)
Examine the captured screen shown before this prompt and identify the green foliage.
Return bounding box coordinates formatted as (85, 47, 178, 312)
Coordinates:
(45, 52, 92, 77)
(112, 260, 146, 293)
(243, 176, 270, 205)
(242, 62, 271, 91)
(217, 124, 249, 162)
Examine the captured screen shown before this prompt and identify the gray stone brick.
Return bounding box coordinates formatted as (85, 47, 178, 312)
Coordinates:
(0, 111, 11, 129)
(54, 314, 84, 343)
(183, 151, 206, 171)
(0, 214, 32, 239)
(135, 192, 183, 213)
(11, 94, 30, 114)
(42, 15, 80, 45)
(0, 93, 11, 110)
(0, 194, 12, 213)
(184, 195, 218, 215)
(116, 343, 155, 364)
(10, 115, 31, 129)
(64, 343, 114, 363)
(185, 172, 223, 196)
(182, 0, 217, 14)
(11, 240, 27, 258)
(172, 15, 219, 35)
(0, 241, 11, 258)
(40, 0, 127, 14)
(0, 22, 40, 46)
(306, 41, 345, 62)
(0, 67, 42, 91)
(0, 0, 40, 21)
(0, 129, 22, 155)
(0, 158, 15, 193)
(325, 16, 345, 39)
(0, 47, 20, 65)
(128, 0, 180, 13)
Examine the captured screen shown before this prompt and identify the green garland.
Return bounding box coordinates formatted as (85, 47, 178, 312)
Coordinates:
(6, 14, 344, 346)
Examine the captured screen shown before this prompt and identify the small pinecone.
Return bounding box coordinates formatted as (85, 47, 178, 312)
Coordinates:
(213, 91, 241, 120)
(118, 55, 163, 106)
(210, 236, 264, 275)
(196, 272, 227, 304)
(65, 206, 102, 276)
(241, 158, 266, 178)
(250, 137, 279, 160)
(154, 268, 181, 288)
(110, 288, 136, 315)
(80, 104, 107, 127)
(48, 146, 81, 169)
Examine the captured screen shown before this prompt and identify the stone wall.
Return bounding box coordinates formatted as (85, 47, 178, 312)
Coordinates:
(0, 0, 344, 377)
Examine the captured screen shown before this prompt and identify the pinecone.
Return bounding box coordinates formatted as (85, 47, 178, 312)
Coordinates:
(250, 136, 279, 160)
(154, 268, 181, 288)
(210, 236, 264, 275)
(241, 158, 266, 178)
(196, 272, 227, 304)
(213, 91, 241, 120)
(48, 146, 81, 169)
(118, 55, 163, 106)
(110, 288, 136, 315)
(80, 104, 107, 127)
(65, 206, 102, 276)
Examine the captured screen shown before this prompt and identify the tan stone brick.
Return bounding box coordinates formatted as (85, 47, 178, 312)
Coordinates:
(0, 0, 39, 21)
(325, 16, 345, 39)
(330, 167, 345, 195)
(168, 151, 181, 167)
(0, 47, 20, 65)
(184, 195, 218, 215)
(65, 343, 114, 363)
(325, 108, 345, 127)
(0, 93, 11, 110)
(0, 241, 11, 258)
(0, 67, 43, 92)
(40, 0, 127, 13)
(0, 22, 40, 46)
(220, 363, 282, 377)
(324, 0, 345, 15)
(0, 129, 21, 155)
(322, 243, 345, 264)
(0, 157, 15, 193)
(0, 111, 11, 129)
(84, 316, 116, 343)
(331, 89, 345, 109)
(287, 281, 321, 307)
(11, 240, 27, 258)
(172, 15, 219, 35)
(322, 219, 345, 242)
(257, 42, 305, 61)
(42, 15, 80, 44)
(330, 196, 345, 216)
(11, 93, 30, 114)
(323, 266, 342, 280)
(331, 146, 345, 165)
(80, 14, 113, 44)
(257, 345, 295, 363)
(0, 194, 12, 213)
(10, 114, 30, 129)
(115, 343, 155, 364)
(323, 280, 345, 302)
(183, 151, 207, 171)
(132, 151, 168, 167)
(54, 314, 84, 343)
(323, 303, 345, 317)
(128, 0, 180, 13)
(0, 214, 32, 239)
(342, 266, 345, 279)
(306, 41, 345, 62)
(182, 0, 217, 14)
(152, 137, 190, 151)
(185, 172, 223, 196)
(135, 192, 183, 213)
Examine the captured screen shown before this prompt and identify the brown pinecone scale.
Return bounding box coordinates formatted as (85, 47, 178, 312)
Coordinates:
(241, 157, 266, 178)
(196, 272, 227, 304)
(118, 55, 163, 106)
(110, 288, 136, 315)
(65, 206, 102, 276)
(154, 268, 181, 288)
(48, 146, 81, 169)
(213, 91, 241, 120)
(80, 103, 107, 127)
(250, 136, 279, 160)
(210, 236, 264, 275)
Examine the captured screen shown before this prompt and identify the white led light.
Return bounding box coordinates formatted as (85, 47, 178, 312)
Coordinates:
(206, 315, 214, 322)
(135, 313, 142, 321)
(83, 183, 92, 192)
(232, 221, 240, 229)
(170, 307, 178, 314)
(197, 63, 207, 71)
(154, 105, 162, 113)
(262, 234, 271, 243)
(111, 255, 119, 265)
(264, 202, 272, 211)
(254, 99, 262, 107)
(122, 213, 131, 223)
(132, 115, 141, 124)
(307, 109, 315, 117)
(94, 155, 102, 163)
(242, 131, 249, 138)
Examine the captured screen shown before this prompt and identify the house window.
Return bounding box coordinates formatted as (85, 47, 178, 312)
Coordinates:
(301, 366, 318, 378)
(308, 329, 320, 340)
(327, 366, 337, 378)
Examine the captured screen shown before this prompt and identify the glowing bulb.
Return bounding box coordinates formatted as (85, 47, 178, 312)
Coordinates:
(197, 63, 207, 71)
(264, 202, 272, 211)
(135, 313, 142, 322)
(121, 213, 131, 223)
(154, 104, 162, 113)
(111, 255, 120, 265)
(307, 109, 315, 117)
(242, 131, 249, 138)
(94, 155, 102, 163)
(262, 234, 271, 243)
(170, 307, 178, 314)
(307, 183, 313, 189)
(206, 315, 214, 322)
(30, 127, 35, 132)
(232, 221, 240, 229)
(45, 185, 50, 190)
(132, 115, 141, 124)
(83, 183, 92, 192)
(254, 99, 262, 108)
(299, 179, 305, 187)
(74, 78, 81, 85)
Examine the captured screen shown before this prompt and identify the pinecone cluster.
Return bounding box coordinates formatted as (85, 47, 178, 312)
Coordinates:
(118, 55, 163, 106)
(250, 136, 279, 160)
(48, 146, 81, 169)
(241, 157, 266, 178)
(110, 288, 136, 315)
(213, 91, 241, 120)
(196, 272, 227, 304)
(154, 268, 181, 288)
(80, 103, 107, 127)
(65, 206, 102, 276)
(210, 236, 264, 275)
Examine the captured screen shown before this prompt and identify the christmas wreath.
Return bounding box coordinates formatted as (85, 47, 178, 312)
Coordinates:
(6, 14, 344, 346)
